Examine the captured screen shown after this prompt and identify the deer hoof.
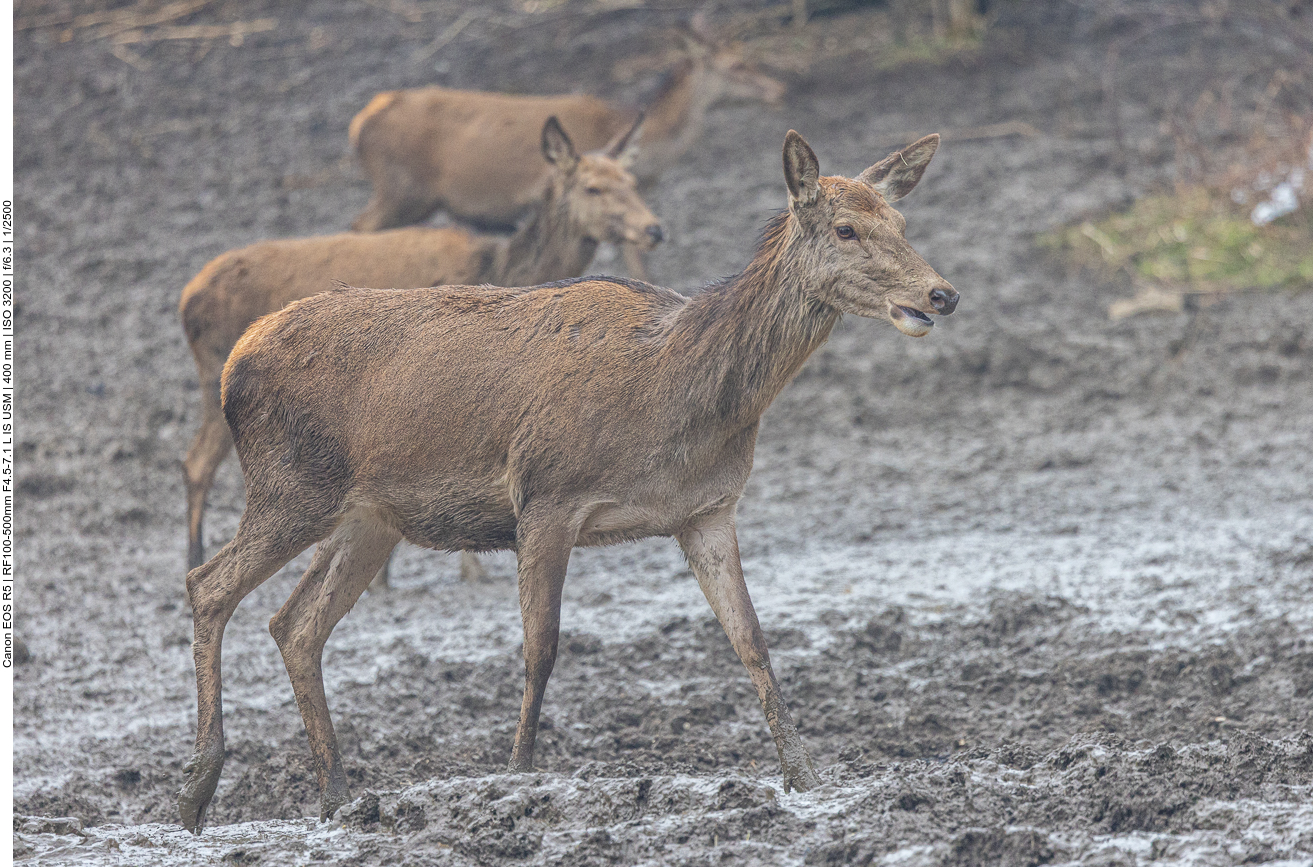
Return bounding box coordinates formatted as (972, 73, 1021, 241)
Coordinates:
(321, 787, 351, 822)
(178, 747, 224, 834)
(782, 754, 821, 793)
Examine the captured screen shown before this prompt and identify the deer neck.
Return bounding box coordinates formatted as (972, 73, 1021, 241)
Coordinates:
(636, 59, 718, 178)
(492, 191, 598, 287)
(666, 213, 840, 427)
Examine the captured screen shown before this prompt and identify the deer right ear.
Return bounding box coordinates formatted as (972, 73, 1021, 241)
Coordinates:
(783, 130, 820, 209)
(858, 134, 939, 202)
(604, 111, 645, 168)
(541, 116, 579, 172)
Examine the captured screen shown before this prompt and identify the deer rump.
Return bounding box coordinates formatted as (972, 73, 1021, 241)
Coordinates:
(222, 277, 744, 553)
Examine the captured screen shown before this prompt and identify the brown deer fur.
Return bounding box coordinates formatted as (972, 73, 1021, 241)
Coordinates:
(348, 31, 782, 276)
(180, 117, 658, 575)
(177, 131, 958, 833)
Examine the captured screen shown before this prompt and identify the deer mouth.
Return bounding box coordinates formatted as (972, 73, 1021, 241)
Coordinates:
(889, 304, 934, 338)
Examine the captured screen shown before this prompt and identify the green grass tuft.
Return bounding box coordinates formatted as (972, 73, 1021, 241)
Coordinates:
(1041, 186, 1313, 295)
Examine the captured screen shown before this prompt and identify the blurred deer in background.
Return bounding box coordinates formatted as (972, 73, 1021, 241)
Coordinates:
(177, 129, 957, 833)
(180, 117, 658, 581)
(348, 19, 783, 278)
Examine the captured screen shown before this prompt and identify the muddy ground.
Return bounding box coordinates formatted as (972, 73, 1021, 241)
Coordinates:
(12, 0, 1313, 864)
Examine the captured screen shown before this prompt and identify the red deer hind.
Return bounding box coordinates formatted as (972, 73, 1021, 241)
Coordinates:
(179, 117, 658, 579)
(348, 22, 783, 278)
(177, 130, 957, 833)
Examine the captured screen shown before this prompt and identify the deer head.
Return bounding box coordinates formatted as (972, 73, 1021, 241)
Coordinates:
(542, 115, 664, 251)
(783, 131, 957, 337)
(679, 13, 786, 106)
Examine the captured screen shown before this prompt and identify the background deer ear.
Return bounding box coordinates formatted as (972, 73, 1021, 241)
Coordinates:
(541, 116, 579, 171)
(604, 111, 645, 168)
(783, 130, 820, 209)
(858, 134, 939, 202)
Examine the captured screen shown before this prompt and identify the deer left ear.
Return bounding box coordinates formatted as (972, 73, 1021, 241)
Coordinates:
(604, 111, 644, 168)
(783, 130, 820, 209)
(541, 116, 579, 172)
(858, 134, 939, 202)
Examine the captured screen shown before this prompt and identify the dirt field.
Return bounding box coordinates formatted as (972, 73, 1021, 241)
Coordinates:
(13, 1, 1313, 864)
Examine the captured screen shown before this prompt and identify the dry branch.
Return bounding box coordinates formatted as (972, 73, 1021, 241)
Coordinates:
(110, 43, 153, 71)
(411, 7, 485, 63)
(17, 0, 213, 34)
(111, 19, 277, 46)
(947, 121, 1041, 142)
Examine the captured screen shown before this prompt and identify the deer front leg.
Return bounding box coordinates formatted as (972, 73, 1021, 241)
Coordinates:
(182, 378, 234, 572)
(621, 242, 650, 282)
(270, 512, 400, 820)
(507, 518, 574, 772)
(677, 508, 820, 793)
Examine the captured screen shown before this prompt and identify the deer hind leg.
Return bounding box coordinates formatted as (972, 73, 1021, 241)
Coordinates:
(351, 170, 441, 232)
(179, 506, 321, 834)
(368, 548, 492, 597)
(183, 378, 234, 572)
(507, 518, 575, 772)
(676, 509, 820, 793)
(269, 509, 400, 821)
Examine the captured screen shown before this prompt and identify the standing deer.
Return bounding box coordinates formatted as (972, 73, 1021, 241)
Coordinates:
(180, 117, 659, 581)
(177, 130, 958, 833)
(348, 25, 783, 278)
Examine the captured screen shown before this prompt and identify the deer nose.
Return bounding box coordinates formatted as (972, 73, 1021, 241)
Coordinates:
(646, 224, 664, 245)
(929, 286, 959, 315)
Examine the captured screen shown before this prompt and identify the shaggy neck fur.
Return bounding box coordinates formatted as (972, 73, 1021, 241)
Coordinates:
(666, 211, 840, 426)
(493, 183, 599, 288)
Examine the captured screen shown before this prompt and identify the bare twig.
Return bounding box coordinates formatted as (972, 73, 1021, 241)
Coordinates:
(16, 2, 209, 33)
(90, 0, 216, 40)
(1101, 39, 1126, 171)
(110, 43, 153, 71)
(948, 120, 1041, 142)
(411, 7, 484, 64)
(887, 121, 1040, 147)
(112, 20, 277, 47)
(363, 0, 426, 24)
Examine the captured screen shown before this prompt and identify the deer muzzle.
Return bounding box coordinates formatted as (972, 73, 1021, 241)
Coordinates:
(630, 221, 664, 250)
(929, 286, 959, 315)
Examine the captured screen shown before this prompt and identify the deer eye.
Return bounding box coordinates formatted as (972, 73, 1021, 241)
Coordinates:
(835, 225, 857, 240)
(586, 187, 604, 196)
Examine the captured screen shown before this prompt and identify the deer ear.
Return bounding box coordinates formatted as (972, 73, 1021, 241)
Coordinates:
(604, 111, 644, 168)
(783, 130, 820, 209)
(858, 134, 939, 202)
(541, 116, 579, 171)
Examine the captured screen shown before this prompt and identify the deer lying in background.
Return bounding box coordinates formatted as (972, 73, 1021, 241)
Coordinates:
(348, 25, 783, 278)
(178, 130, 957, 833)
(180, 117, 658, 580)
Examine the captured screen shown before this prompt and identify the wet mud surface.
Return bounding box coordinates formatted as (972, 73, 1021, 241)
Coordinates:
(13, 1, 1313, 864)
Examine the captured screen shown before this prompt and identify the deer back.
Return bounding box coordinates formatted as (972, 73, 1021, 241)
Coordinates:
(352, 87, 626, 227)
